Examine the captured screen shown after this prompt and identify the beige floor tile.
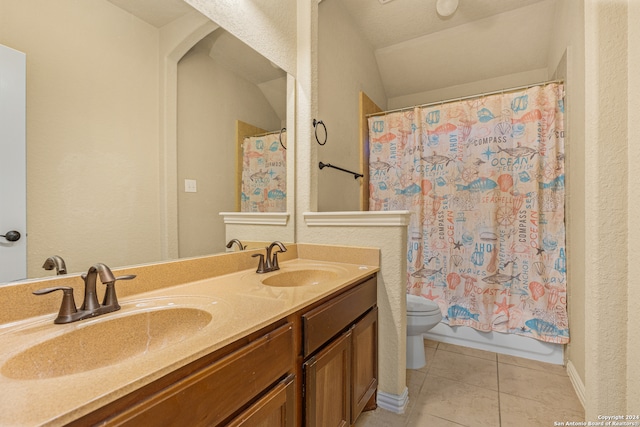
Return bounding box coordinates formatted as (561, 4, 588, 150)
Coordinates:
(406, 411, 468, 426)
(417, 374, 500, 427)
(416, 346, 438, 373)
(360, 342, 583, 427)
(355, 407, 409, 427)
(437, 343, 497, 361)
(429, 349, 499, 390)
(498, 353, 567, 376)
(499, 363, 583, 413)
(406, 368, 427, 396)
(425, 339, 440, 349)
(499, 392, 585, 426)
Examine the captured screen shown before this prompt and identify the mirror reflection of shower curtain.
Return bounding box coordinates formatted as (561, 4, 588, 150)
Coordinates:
(368, 83, 568, 344)
(241, 131, 286, 212)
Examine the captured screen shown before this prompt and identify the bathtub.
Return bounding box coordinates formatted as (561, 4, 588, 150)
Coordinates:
(424, 322, 564, 365)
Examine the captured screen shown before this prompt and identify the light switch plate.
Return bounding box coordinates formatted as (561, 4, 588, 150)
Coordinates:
(184, 179, 197, 193)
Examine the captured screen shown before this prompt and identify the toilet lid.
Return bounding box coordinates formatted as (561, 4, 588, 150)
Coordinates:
(406, 294, 441, 314)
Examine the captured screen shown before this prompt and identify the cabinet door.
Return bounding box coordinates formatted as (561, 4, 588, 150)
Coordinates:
(227, 374, 295, 427)
(303, 330, 351, 427)
(351, 307, 378, 423)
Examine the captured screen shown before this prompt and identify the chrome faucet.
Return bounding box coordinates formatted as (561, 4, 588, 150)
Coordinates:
(33, 263, 136, 324)
(253, 241, 287, 273)
(226, 239, 246, 251)
(42, 255, 67, 275)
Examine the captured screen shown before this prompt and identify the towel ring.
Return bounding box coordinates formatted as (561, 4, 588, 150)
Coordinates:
(279, 127, 287, 150)
(313, 119, 327, 146)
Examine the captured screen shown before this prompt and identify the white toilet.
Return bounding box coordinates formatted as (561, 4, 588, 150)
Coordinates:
(406, 294, 443, 369)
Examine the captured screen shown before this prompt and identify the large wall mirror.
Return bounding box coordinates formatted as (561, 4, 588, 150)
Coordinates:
(0, 0, 290, 282)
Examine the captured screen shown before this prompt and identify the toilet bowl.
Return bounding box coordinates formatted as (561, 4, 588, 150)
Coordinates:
(406, 294, 443, 369)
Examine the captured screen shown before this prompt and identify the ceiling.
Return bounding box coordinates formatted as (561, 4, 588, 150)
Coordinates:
(340, 0, 550, 50)
(106, 0, 284, 85)
(107, 0, 195, 28)
(339, 0, 559, 100)
(107, 0, 286, 119)
(109, 0, 560, 101)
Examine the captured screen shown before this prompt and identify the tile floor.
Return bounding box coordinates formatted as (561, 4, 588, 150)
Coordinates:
(355, 339, 584, 427)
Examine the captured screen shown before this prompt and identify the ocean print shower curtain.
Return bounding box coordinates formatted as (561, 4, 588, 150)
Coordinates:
(241, 131, 286, 212)
(368, 83, 568, 344)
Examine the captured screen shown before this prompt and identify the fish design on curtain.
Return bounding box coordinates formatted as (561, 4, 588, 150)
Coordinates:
(368, 84, 568, 344)
(241, 132, 286, 212)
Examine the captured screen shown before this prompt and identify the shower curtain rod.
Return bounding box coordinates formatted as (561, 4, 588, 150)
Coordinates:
(366, 79, 564, 118)
(246, 128, 285, 138)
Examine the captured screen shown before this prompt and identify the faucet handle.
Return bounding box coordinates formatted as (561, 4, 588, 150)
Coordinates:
(272, 251, 282, 270)
(102, 275, 136, 309)
(33, 286, 78, 324)
(252, 253, 266, 273)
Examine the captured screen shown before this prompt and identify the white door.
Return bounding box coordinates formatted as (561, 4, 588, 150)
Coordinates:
(0, 44, 27, 283)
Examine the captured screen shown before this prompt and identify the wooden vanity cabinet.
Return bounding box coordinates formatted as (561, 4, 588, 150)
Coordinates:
(69, 322, 295, 427)
(301, 275, 378, 427)
(68, 274, 377, 427)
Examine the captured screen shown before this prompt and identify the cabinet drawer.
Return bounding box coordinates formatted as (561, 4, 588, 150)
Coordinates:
(108, 322, 294, 427)
(227, 374, 295, 427)
(302, 276, 376, 357)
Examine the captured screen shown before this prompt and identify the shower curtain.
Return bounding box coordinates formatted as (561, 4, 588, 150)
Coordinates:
(241, 131, 286, 212)
(368, 83, 568, 344)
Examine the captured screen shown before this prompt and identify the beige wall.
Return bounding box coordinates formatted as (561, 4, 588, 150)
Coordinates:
(388, 68, 549, 109)
(177, 39, 282, 257)
(546, 0, 587, 399)
(584, 0, 638, 416)
(628, 0, 640, 412)
(317, 0, 387, 212)
(0, 0, 162, 277)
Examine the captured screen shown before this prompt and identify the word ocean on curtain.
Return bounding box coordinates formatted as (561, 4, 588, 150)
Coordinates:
(368, 83, 568, 344)
(241, 132, 286, 212)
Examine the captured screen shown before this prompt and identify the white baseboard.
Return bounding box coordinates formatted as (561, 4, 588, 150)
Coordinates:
(376, 387, 409, 414)
(566, 360, 586, 409)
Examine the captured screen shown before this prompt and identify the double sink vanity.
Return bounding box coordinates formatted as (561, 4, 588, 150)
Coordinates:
(0, 244, 380, 426)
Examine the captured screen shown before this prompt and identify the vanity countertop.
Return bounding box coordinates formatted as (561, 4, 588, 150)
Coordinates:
(0, 251, 379, 426)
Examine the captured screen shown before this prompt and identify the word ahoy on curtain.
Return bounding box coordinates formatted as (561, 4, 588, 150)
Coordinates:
(368, 82, 568, 344)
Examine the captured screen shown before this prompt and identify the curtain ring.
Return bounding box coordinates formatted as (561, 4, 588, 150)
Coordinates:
(279, 127, 286, 150)
(313, 119, 327, 146)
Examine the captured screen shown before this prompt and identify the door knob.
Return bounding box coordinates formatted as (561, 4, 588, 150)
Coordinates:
(1, 230, 21, 242)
